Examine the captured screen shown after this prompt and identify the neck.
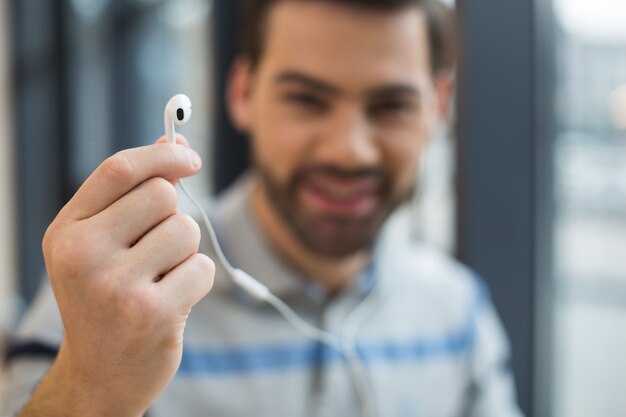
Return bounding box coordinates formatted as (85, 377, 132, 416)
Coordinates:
(249, 175, 371, 294)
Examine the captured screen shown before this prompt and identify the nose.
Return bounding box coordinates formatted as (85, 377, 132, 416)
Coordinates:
(317, 108, 380, 169)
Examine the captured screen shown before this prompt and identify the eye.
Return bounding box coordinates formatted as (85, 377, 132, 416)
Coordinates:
(369, 101, 414, 117)
(283, 92, 327, 112)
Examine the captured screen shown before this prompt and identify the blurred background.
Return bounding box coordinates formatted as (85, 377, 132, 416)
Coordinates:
(1, 0, 625, 416)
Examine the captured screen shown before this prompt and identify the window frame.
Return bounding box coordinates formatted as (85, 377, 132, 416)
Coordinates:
(455, 1, 556, 415)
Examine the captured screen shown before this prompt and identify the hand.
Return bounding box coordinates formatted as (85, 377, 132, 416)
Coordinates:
(28, 136, 215, 417)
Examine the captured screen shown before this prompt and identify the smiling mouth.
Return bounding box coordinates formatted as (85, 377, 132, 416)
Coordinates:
(299, 175, 383, 215)
(309, 181, 379, 201)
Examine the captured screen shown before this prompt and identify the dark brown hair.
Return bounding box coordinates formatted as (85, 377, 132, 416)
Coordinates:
(240, 0, 456, 75)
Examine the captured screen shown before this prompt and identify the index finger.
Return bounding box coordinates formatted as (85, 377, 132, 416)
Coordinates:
(61, 143, 202, 221)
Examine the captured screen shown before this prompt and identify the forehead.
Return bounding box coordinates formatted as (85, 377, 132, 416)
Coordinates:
(258, 2, 432, 89)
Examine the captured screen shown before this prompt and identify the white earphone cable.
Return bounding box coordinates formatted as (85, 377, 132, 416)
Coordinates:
(166, 95, 377, 416)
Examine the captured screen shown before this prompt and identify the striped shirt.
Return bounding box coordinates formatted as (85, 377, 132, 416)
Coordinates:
(2, 175, 523, 417)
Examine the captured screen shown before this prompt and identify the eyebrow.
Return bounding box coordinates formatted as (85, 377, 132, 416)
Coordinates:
(366, 85, 422, 100)
(275, 71, 341, 96)
(274, 70, 422, 99)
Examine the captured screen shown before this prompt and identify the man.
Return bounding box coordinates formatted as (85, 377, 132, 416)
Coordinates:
(3, 0, 523, 416)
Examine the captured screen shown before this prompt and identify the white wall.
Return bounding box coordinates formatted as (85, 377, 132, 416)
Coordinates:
(0, 0, 17, 339)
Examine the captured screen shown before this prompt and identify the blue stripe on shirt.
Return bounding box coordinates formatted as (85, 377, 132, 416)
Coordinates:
(179, 321, 472, 376)
(178, 280, 488, 376)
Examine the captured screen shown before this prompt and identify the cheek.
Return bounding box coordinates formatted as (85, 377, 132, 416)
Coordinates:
(388, 146, 421, 192)
(249, 95, 316, 183)
(381, 127, 429, 193)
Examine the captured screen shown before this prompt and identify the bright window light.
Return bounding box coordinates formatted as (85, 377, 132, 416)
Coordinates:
(555, 0, 626, 41)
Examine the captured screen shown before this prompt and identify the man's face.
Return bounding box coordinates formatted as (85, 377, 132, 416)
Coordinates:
(231, 2, 444, 258)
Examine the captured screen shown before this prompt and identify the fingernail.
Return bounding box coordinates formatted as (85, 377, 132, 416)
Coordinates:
(188, 149, 202, 168)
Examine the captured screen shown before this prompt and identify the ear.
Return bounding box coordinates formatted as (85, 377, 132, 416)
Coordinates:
(433, 71, 455, 122)
(227, 56, 255, 133)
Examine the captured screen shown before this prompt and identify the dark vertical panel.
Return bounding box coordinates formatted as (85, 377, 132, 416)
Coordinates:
(111, 1, 140, 152)
(456, 0, 536, 415)
(12, 0, 70, 303)
(213, 0, 249, 193)
(532, 2, 557, 416)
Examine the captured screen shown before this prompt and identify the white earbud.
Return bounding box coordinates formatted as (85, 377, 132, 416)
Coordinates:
(164, 94, 193, 144)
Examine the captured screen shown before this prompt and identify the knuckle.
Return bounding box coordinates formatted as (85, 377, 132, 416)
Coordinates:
(41, 221, 59, 256)
(174, 214, 201, 248)
(195, 254, 216, 284)
(51, 228, 99, 273)
(146, 177, 178, 213)
(88, 272, 117, 299)
(101, 151, 135, 183)
(120, 285, 161, 319)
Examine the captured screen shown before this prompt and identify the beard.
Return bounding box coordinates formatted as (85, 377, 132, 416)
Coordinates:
(255, 162, 413, 259)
